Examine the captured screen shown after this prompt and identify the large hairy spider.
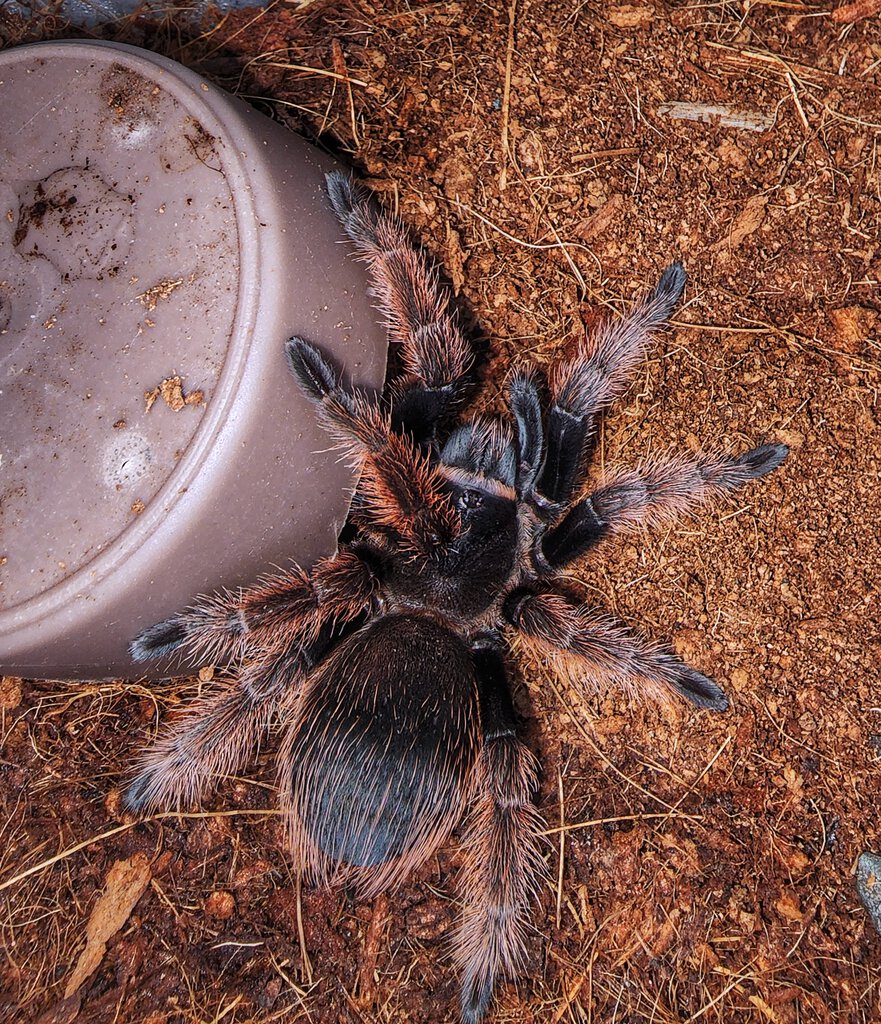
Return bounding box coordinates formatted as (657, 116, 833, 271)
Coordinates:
(127, 173, 787, 1021)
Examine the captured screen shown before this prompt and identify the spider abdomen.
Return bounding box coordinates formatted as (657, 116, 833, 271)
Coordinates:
(280, 613, 481, 894)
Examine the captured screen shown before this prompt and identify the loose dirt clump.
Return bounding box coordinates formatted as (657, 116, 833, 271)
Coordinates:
(1, 2, 879, 1023)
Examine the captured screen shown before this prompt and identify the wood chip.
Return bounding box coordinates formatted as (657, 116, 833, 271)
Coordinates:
(748, 993, 789, 1024)
(775, 891, 804, 921)
(831, 0, 881, 24)
(659, 101, 775, 132)
(159, 376, 186, 411)
(445, 225, 467, 294)
(137, 278, 183, 312)
(711, 194, 768, 250)
(64, 853, 152, 998)
(204, 890, 236, 919)
(575, 193, 625, 241)
(144, 375, 204, 412)
(607, 5, 653, 27)
(827, 306, 876, 354)
(0, 676, 22, 709)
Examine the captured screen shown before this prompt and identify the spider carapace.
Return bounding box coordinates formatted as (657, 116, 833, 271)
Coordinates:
(127, 173, 787, 1022)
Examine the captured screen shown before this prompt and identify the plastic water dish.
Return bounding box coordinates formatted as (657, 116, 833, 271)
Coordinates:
(0, 40, 387, 679)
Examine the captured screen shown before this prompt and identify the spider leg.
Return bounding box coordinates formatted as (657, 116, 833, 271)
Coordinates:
(287, 338, 461, 554)
(505, 589, 728, 710)
(125, 545, 384, 811)
(124, 645, 304, 812)
(539, 444, 788, 569)
(325, 172, 475, 444)
(536, 262, 687, 506)
(456, 637, 546, 1024)
(130, 545, 381, 666)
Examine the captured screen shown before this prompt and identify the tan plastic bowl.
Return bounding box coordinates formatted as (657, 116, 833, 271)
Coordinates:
(0, 40, 387, 679)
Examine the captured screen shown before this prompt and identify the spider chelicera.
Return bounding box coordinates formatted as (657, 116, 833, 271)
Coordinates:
(127, 173, 787, 1022)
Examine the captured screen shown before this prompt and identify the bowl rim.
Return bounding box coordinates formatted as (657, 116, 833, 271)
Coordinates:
(0, 39, 262, 630)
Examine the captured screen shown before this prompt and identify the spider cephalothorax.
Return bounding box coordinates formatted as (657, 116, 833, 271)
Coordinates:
(127, 173, 787, 1021)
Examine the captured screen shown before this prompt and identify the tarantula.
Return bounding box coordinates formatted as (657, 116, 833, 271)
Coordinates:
(127, 173, 787, 1021)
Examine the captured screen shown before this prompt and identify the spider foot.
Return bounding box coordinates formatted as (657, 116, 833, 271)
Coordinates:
(130, 596, 247, 667)
(124, 655, 298, 813)
(668, 666, 729, 712)
(325, 170, 380, 245)
(650, 260, 687, 319)
(124, 706, 262, 814)
(732, 442, 789, 479)
(284, 337, 348, 406)
(130, 615, 190, 662)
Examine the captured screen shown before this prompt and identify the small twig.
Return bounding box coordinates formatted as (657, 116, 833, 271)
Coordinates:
(785, 72, 810, 132)
(356, 892, 389, 1009)
(244, 58, 367, 87)
(659, 733, 734, 827)
(499, 0, 518, 190)
(150, 878, 183, 922)
(268, 947, 313, 1000)
(447, 197, 595, 257)
(0, 809, 280, 893)
(685, 965, 759, 1022)
(544, 217, 587, 293)
(556, 769, 565, 928)
(331, 38, 361, 147)
(240, 94, 325, 120)
(208, 994, 243, 1024)
(822, 104, 881, 130)
(658, 102, 775, 132)
(550, 908, 624, 1021)
(201, 0, 284, 60)
(670, 321, 773, 334)
(572, 146, 640, 163)
(543, 811, 704, 836)
(0, 822, 138, 893)
(296, 871, 314, 984)
(831, 0, 881, 23)
(543, 675, 703, 815)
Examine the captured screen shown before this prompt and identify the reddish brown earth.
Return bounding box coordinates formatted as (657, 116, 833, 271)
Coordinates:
(1, 2, 880, 1022)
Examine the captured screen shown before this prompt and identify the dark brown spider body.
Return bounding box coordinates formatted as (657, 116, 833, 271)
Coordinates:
(283, 613, 481, 881)
(383, 481, 521, 622)
(127, 174, 788, 1022)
